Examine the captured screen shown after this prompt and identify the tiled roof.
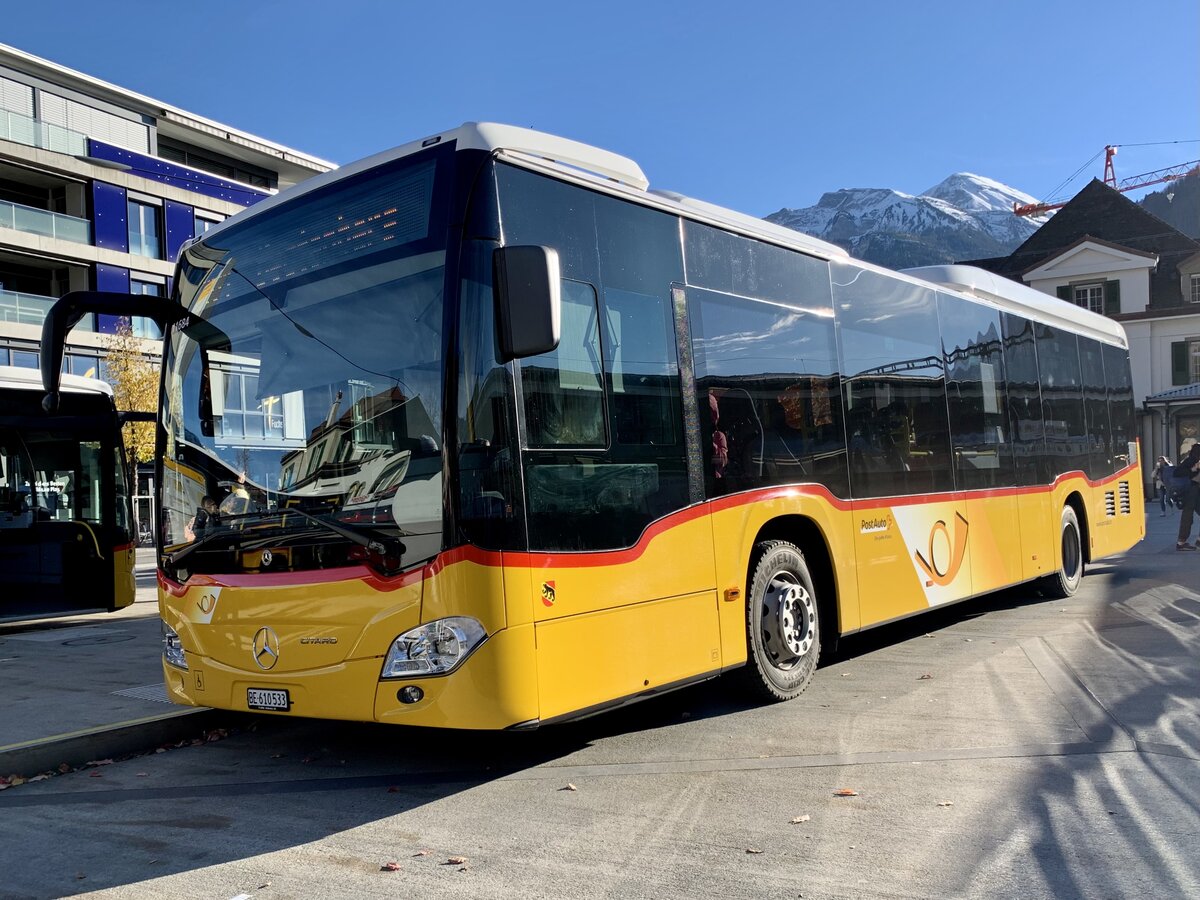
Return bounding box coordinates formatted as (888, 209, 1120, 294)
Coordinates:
(1146, 382, 1200, 404)
(959, 180, 1200, 309)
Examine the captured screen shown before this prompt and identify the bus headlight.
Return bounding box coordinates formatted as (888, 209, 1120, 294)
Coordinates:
(162, 620, 188, 670)
(381, 617, 487, 678)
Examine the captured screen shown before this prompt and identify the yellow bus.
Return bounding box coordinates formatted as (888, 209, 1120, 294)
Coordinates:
(0, 365, 136, 619)
(47, 124, 1143, 727)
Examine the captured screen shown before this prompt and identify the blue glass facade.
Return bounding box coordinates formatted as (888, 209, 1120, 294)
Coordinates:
(87, 139, 268, 208)
(90, 181, 128, 253)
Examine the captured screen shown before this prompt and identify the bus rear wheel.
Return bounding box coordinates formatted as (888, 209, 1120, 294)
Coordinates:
(743, 540, 821, 701)
(1042, 505, 1084, 599)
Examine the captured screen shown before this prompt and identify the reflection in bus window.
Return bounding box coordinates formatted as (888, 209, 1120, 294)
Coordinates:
(160, 145, 451, 570)
(939, 293, 1013, 489)
(520, 280, 605, 448)
(689, 287, 846, 499)
(833, 264, 951, 499)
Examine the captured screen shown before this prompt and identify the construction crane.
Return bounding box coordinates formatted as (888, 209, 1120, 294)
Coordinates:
(1013, 144, 1200, 217)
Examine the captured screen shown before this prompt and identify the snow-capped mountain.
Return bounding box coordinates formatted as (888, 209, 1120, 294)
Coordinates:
(765, 173, 1048, 269)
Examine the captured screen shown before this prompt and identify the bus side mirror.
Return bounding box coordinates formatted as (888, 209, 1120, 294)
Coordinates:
(493, 246, 561, 361)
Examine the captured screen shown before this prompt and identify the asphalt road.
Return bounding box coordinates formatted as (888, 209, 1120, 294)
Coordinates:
(1, 512, 1197, 900)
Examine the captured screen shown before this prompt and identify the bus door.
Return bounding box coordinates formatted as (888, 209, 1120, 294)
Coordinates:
(0, 421, 130, 619)
(517, 278, 720, 721)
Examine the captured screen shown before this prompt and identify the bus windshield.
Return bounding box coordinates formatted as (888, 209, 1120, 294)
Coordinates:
(159, 149, 451, 575)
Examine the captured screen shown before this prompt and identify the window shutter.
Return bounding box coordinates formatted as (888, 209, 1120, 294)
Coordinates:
(1104, 280, 1121, 316)
(1172, 341, 1190, 385)
(1056, 285, 1072, 302)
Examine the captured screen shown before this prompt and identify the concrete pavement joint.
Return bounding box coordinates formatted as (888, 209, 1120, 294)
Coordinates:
(1019, 635, 1136, 748)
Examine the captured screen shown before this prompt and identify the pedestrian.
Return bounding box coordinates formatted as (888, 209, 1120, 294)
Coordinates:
(1151, 455, 1172, 516)
(1174, 445, 1200, 551)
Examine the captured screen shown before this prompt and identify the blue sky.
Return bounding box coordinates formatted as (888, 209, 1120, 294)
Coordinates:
(4, 0, 1197, 215)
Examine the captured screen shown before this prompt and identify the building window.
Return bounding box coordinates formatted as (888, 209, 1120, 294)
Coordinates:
(1192, 340, 1200, 383)
(1073, 283, 1104, 314)
(63, 353, 99, 378)
(215, 368, 284, 442)
(11, 348, 38, 369)
(129, 278, 165, 339)
(194, 213, 223, 237)
(1190, 274, 1200, 305)
(127, 199, 162, 258)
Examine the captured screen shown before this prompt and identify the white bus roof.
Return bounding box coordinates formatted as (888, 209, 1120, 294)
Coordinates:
(193, 123, 1128, 349)
(0, 365, 113, 396)
(196, 123, 850, 262)
(902, 264, 1129, 348)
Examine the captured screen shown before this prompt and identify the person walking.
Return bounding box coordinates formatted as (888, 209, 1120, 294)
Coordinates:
(1152, 455, 1172, 516)
(1175, 445, 1200, 550)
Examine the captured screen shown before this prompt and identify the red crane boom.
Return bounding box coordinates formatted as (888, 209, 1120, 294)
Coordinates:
(1013, 144, 1200, 217)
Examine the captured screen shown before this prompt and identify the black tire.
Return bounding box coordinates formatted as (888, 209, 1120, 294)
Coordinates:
(742, 540, 821, 701)
(1042, 505, 1084, 598)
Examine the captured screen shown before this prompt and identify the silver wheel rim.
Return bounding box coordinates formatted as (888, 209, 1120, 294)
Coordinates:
(760, 572, 815, 670)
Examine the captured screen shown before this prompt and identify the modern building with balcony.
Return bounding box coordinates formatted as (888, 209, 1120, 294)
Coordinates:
(0, 42, 334, 379)
(0, 42, 334, 532)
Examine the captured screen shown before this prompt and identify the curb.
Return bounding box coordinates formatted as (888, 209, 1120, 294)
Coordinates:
(0, 708, 228, 777)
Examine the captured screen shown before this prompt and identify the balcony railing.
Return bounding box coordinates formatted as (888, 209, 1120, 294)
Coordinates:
(0, 289, 56, 327)
(0, 198, 91, 244)
(0, 109, 87, 156)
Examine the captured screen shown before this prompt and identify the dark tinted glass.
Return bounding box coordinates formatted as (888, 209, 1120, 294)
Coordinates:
(521, 279, 606, 449)
(685, 224, 824, 306)
(497, 164, 688, 551)
(689, 285, 847, 498)
(1103, 342, 1135, 472)
(456, 239, 523, 550)
(1002, 314, 1046, 486)
(833, 264, 951, 498)
(1036, 323, 1087, 477)
(938, 294, 1013, 489)
(1079, 337, 1113, 478)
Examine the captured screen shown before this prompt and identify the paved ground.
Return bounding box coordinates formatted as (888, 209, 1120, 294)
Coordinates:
(0, 509, 1197, 899)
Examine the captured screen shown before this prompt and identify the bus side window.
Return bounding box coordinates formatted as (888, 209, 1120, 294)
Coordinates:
(1079, 337, 1113, 478)
(1002, 314, 1047, 486)
(832, 264, 952, 499)
(688, 286, 846, 499)
(1035, 323, 1087, 478)
(520, 280, 606, 450)
(939, 294, 1014, 490)
(1103, 343, 1135, 471)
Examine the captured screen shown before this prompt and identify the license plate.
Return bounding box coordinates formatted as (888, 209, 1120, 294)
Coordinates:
(247, 688, 290, 711)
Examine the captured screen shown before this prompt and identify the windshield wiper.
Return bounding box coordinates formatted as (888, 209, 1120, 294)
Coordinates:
(163, 526, 267, 569)
(284, 507, 407, 560)
(163, 509, 406, 575)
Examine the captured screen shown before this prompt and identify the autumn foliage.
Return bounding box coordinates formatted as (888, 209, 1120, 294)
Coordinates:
(101, 317, 159, 469)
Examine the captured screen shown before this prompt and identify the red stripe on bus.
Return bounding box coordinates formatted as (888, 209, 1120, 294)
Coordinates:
(156, 461, 1138, 593)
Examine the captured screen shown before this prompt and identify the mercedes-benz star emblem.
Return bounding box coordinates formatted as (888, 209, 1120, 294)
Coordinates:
(261, 549, 273, 567)
(252, 626, 280, 670)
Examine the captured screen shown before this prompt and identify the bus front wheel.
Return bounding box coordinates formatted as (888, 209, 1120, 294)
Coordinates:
(743, 540, 821, 701)
(1042, 505, 1084, 599)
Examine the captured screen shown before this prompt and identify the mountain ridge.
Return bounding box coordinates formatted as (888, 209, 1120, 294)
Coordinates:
(765, 170, 1200, 269)
(764, 172, 1047, 269)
